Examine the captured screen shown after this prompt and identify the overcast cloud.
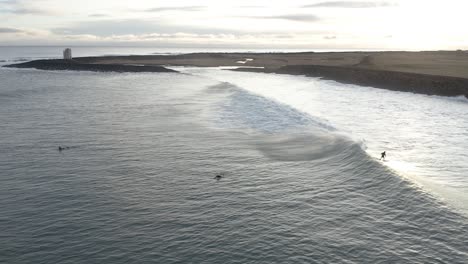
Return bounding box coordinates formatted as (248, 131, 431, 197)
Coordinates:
(0, 27, 23, 33)
(303, 1, 396, 8)
(144, 6, 204, 13)
(0, 0, 467, 50)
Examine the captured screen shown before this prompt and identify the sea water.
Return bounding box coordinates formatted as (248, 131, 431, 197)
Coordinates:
(0, 47, 467, 263)
(182, 67, 468, 213)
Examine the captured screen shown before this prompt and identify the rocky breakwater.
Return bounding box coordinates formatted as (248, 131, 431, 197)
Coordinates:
(3, 59, 177, 73)
(235, 65, 468, 99)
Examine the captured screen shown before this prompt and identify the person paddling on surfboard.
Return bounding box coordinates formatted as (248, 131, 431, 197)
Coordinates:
(214, 173, 224, 181)
(380, 151, 386, 161)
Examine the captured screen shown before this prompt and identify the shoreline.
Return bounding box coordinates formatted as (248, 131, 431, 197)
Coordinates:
(233, 65, 468, 99)
(3, 59, 177, 73)
(3, 51, 468, 98)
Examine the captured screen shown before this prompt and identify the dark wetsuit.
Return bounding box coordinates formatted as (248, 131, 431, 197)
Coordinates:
(381, 151, 386, 160)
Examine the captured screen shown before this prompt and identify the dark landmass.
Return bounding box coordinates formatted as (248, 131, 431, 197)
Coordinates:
(71, 50, 468, 98)
(70, 50, 468, 78)
(233, 65, 468, 98)
(3, 59, 177, 73)
(4, 51, 468, 98)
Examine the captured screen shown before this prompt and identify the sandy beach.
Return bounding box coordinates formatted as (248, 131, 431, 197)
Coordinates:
(77, 50, 468, 98)
(74, 50, 468, 78)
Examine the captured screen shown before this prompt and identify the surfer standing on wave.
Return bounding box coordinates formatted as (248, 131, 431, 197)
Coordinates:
(380, 151, 387, 161)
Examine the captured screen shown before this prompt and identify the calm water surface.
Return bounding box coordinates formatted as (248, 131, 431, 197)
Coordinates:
(1, 48, 468, 263)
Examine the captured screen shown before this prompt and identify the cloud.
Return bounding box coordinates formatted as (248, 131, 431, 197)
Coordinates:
(52, 19, 244, 37)
(0, 26, 47, 36)
(0, 0, 55, 15)
(303, 1, 395, 8)
(238, 5, 265, 8)
(144, 6, 204, 12)
(0, 27, 23, 33)
(52, 19, 159, 36)
(324, 35, 337, 39)
(0, 0, 14, 13)
(0, 0, 17, 4)
(11, 6, 51, 14)
(54, 32, 325, 46)
(0, 25, 357, 49)
(250, 14, 320, 22)
(89, 13, 108, 18)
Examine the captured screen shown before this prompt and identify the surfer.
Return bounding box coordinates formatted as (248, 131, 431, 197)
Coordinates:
(58, 146, 71, 151)
(214, 174, 223, 181)
(380, 151, 386, 161)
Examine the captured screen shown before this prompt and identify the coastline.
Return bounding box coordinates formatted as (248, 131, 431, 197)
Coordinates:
(233, 65, 468, 98)
(3, 59, 177, 73)
(3, 51, 468, 98)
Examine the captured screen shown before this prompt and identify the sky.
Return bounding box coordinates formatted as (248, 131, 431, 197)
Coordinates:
(1, 0, 467, 50)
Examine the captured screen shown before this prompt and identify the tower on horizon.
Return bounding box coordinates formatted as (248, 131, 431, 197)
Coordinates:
(63, 48, 72, 60)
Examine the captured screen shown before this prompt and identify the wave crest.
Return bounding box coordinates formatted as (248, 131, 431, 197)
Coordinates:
(252, 131, 362, 162)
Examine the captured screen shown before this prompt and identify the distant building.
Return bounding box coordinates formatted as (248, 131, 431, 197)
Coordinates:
(63, 48, 72, 60)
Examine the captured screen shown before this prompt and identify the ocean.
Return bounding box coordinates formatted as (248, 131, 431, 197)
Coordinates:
(1, 47, 467, 263)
